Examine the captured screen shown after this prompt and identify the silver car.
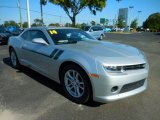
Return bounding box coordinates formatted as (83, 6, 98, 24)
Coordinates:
(8, 27, 149, 104)
(84, 26, 105, 40)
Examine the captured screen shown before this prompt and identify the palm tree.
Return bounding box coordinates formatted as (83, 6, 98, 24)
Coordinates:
(40, 0, 47, 26)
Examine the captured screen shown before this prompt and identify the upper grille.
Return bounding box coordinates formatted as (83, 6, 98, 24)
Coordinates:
(123, 64, 146, 71)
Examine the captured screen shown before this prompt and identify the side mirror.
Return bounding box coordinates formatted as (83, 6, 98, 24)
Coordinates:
(32, 38, 49, 46)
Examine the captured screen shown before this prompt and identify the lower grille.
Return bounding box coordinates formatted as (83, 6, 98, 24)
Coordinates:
(120, 79, 145, 93)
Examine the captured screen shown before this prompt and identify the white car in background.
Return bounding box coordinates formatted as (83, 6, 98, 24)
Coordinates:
(83, 26, 105, 40)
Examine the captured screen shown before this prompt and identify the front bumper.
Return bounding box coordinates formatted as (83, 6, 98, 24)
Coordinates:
(90, 69, 148, 103)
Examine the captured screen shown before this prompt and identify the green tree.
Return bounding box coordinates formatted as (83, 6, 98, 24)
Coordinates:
(9, 21, 18, 26)
(31, 19, 43, 27)
(48, 23, 60, 26)
(143, 12, 160, 32)
(81, 22, 87, 29)
(90, 21, 96, 26)
(81, 23, 86, 26)
(75, 23, 81, 28)
(48, 23, 55, 26)
(65, 23, 72, 27)
(22, 22, 28, 28)
(130, 19, 138, 29)
(117, 17, 125, 29)
(4, 21, 9, 27)
(40, 0, 47, 25)
(4, 20, 18, 27)
(49, 0, 107, 27)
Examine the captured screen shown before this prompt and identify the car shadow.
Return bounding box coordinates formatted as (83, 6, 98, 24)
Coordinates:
(0, 43, 7, 46)
(3, 57, 103, 107)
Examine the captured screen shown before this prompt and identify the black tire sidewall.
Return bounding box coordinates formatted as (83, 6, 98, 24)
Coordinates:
(61, 64, 91, 104)
(10, 48, 20, 69)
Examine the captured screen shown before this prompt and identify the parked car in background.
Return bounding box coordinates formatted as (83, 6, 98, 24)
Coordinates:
(112, 28, 124, 32)
(83, 26, 105, 40)
(0, 26, 23, 44)
(0, 26, 11, 44)
(7, 26, 17, 32)
(11, 28, 24, 36)
(136, 27, 145, 32)
(103, 27, 111, 33)
(8, 27, 149, 104)
(137, 27, 150, 32)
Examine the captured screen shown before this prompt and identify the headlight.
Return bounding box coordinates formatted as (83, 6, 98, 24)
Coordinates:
(104, 66, 125, 73)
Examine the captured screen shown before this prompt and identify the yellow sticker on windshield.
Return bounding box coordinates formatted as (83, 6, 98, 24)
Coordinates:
(49, 30, 58, 34)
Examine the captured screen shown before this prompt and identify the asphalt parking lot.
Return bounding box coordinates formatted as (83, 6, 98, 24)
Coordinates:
(0, 32, 160, 120)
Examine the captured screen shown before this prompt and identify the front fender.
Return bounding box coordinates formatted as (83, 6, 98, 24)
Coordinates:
(59, 51, 98, 75)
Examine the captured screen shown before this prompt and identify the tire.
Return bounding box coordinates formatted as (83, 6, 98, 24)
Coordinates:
(99, 34, 103, 40)
(61, 64, 91, 104)
(9, 48, 21, 69)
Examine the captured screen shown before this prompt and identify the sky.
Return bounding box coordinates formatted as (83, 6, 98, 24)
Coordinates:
(0, 0, 160, 26)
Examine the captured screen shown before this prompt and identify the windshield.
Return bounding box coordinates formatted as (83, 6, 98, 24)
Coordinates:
(48, 29, 96, 45)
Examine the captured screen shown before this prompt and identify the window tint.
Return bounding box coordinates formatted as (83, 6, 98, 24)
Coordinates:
(98, 27, 103, 30)
(92, 27, 98, 31)
(21, 31, 28, 40)
(27, 30, 48, 43)
(92, 26, 103, 31)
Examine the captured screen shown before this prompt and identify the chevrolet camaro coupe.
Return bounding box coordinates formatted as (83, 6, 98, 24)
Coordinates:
(8, 27, 149, 104)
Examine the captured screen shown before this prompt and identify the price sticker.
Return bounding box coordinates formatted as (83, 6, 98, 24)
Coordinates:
(49, 30, 58, 34)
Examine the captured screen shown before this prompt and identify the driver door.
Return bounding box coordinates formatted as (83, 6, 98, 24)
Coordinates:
(21, 30, 57, 79)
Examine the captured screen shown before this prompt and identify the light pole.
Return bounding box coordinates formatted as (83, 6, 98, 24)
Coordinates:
(137, 11, 142, 26)
(17, 0, 23, 28)
(26, 0, 31, 28)
(60, 16, 62, 25)
(129, 6, 134, 30)
(40, 0, 47, 26)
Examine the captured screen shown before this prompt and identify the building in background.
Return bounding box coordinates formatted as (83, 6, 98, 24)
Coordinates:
(118, 8, 128, 27)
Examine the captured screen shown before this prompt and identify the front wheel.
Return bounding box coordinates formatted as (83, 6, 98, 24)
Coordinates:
(61, 64, 91, 104)
(10, 48, 21, 69)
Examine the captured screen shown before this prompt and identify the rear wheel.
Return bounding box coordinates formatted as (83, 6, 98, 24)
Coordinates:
(61, 64, 91, 104)
(10, 48, 21, 69)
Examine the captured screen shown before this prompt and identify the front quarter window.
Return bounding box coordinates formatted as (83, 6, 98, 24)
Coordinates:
(21, 31, 28, 40)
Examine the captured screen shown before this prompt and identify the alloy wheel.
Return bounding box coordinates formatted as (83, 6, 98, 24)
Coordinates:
(64, 70, 85, 98)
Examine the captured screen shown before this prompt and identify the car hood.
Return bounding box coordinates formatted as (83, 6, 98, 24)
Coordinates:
(59, 40, 145, 65)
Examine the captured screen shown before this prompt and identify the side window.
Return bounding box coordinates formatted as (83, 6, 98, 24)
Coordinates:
(21, 31, 28, 40)
(28, 30, 49, 43)
(92, 27, 98, 31)
(98, 27, 103, 31)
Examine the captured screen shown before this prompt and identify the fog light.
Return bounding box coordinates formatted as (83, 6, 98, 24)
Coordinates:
(111, 86, 119, 92)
